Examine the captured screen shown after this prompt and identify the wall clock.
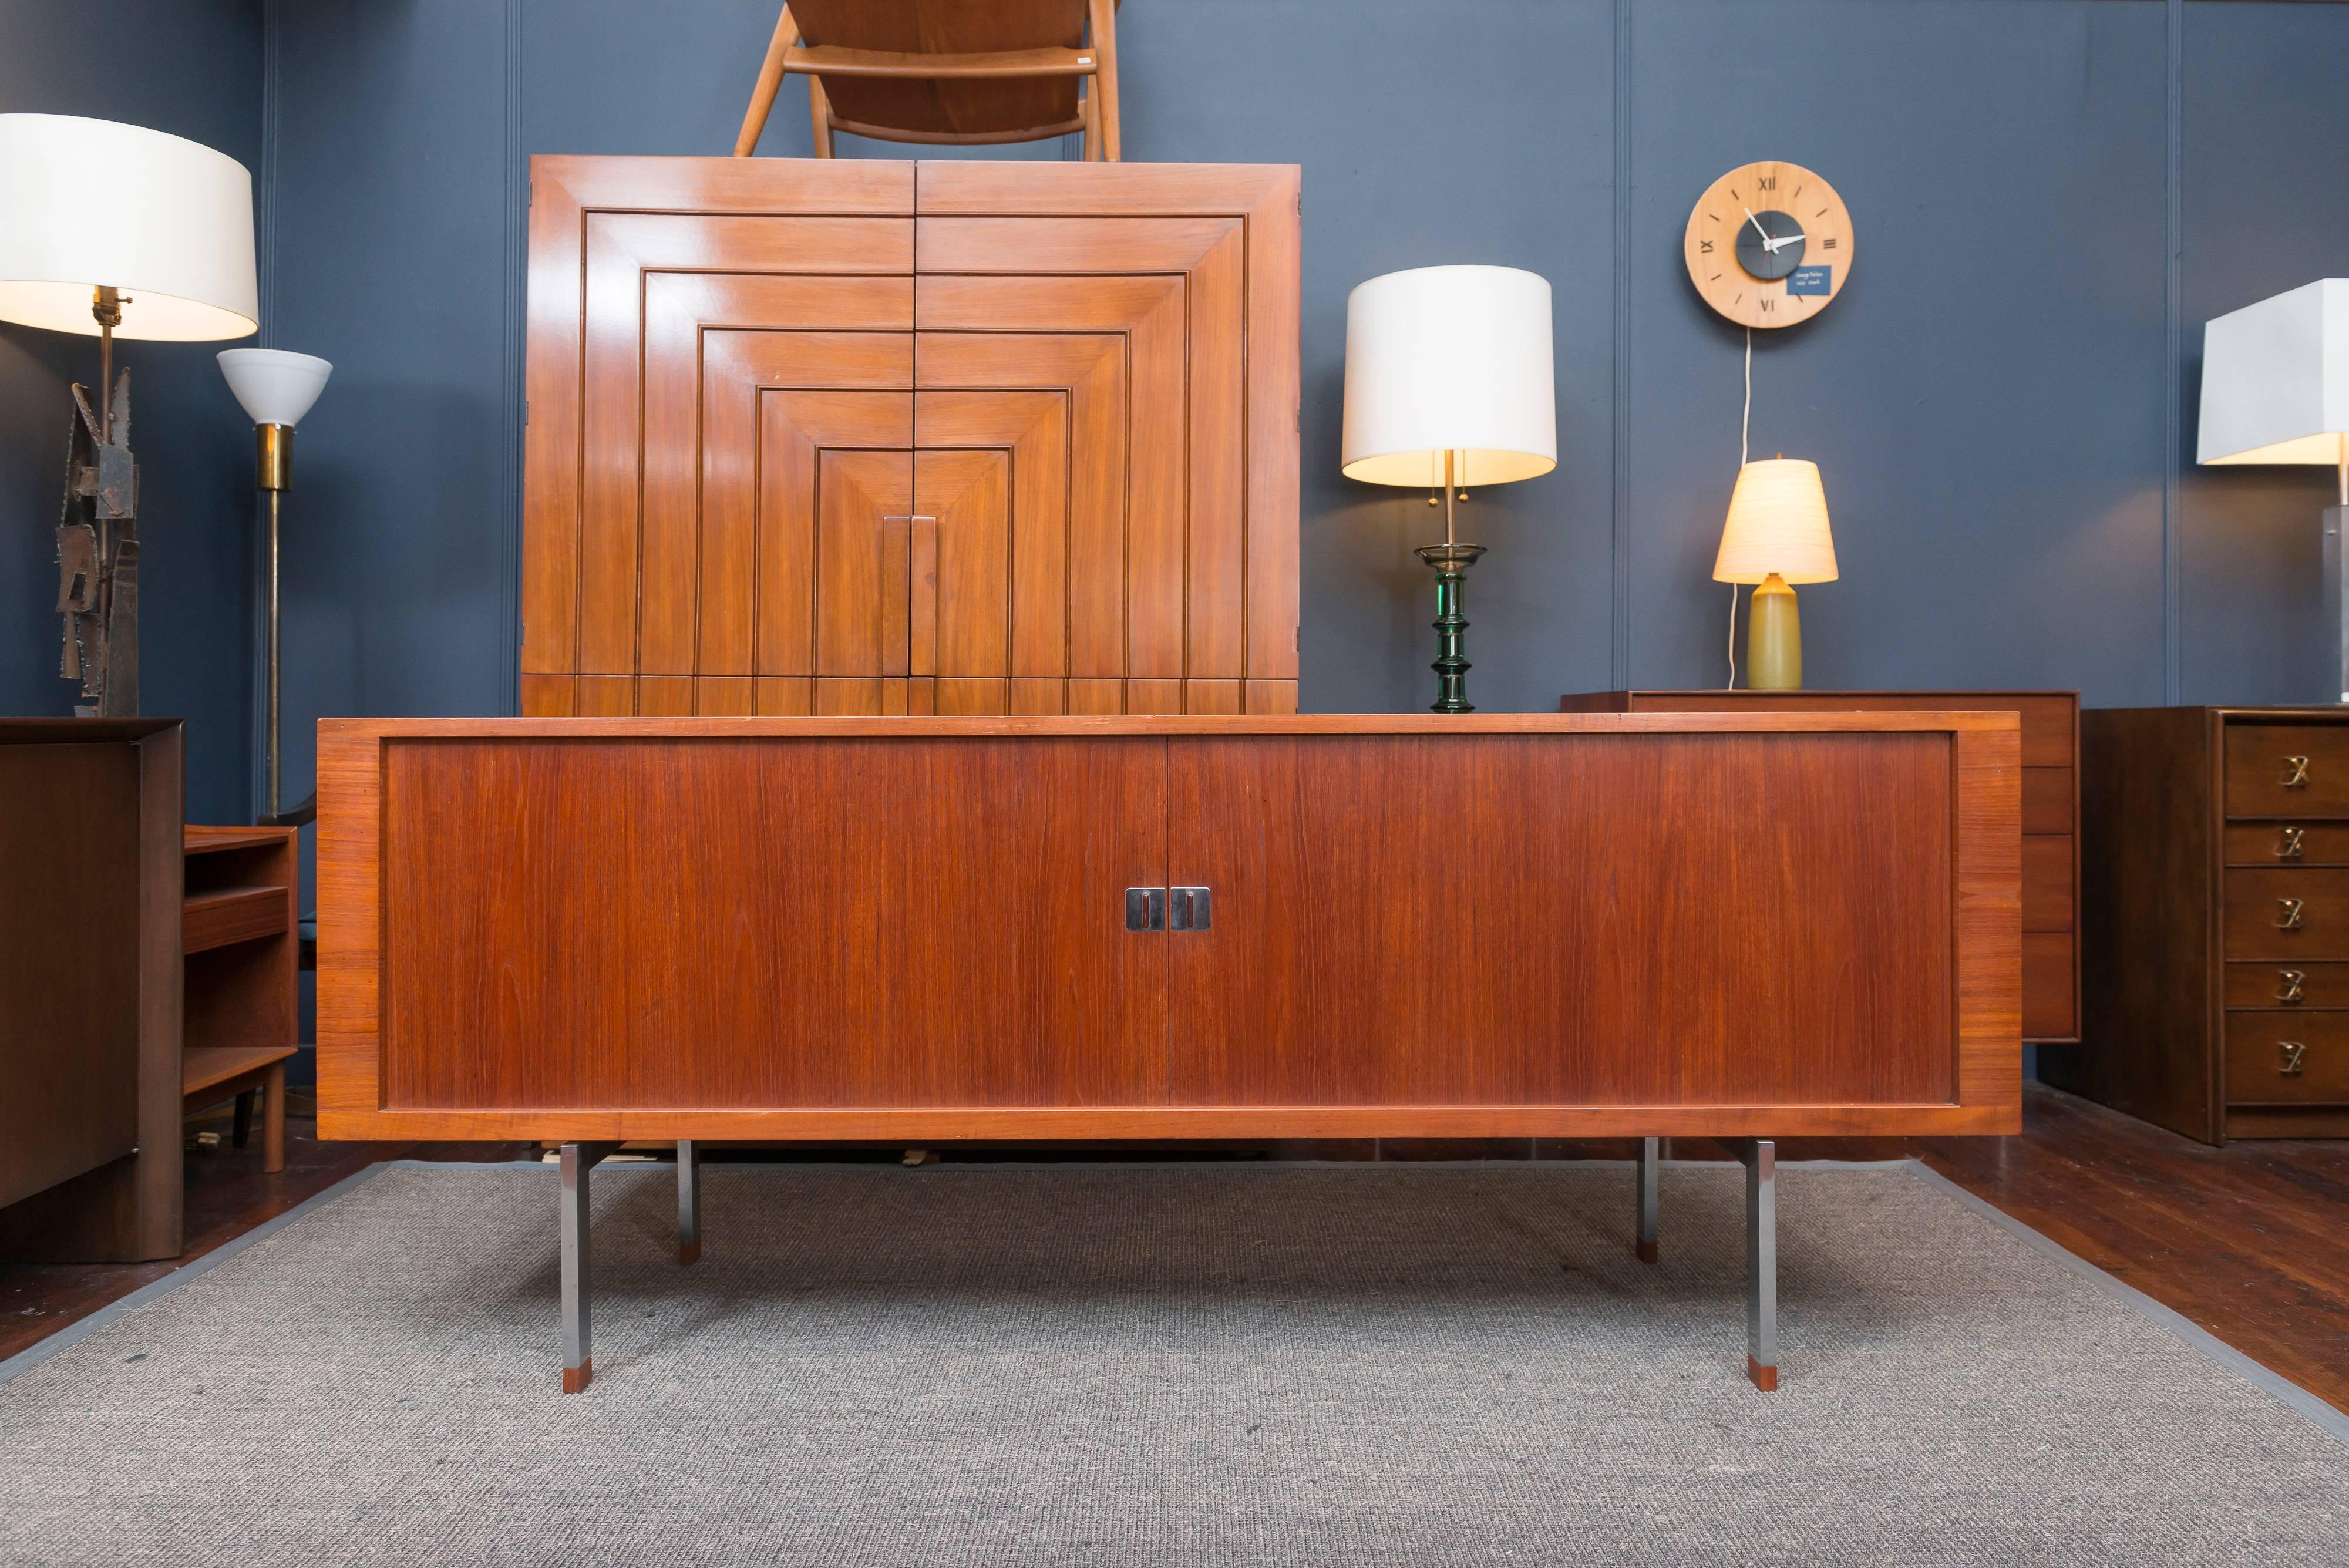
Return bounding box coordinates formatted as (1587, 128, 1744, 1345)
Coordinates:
(1684, 161, 1853, 329)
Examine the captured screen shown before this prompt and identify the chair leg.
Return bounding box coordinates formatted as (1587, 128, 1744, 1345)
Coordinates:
(1081, 82, 1100, 161)
(560, 1142, 618, 1392)
(1634, 1136, 1660, 1264)
(809, 73, 836, 158)
(677, 1139, 701, 1265)
(231, 1091, 254, 1149)
(733, 4, 797, 156)
(262, 1061, 286, 1174)
(1088, 0, 1121, 161)
(1739, 1139, 1778, 1391)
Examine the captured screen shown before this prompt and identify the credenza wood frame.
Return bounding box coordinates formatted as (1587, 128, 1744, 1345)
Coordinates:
(519, 157, 1301, 721)
(318, 711, 2021, 1145)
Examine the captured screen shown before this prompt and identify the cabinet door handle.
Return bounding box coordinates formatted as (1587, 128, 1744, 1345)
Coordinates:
(2280, 1041, 2307, 1077)
(1169, 886, 1213, 931)
(2277, 826, 2306, 860)
(1123, 887, 1166, 932)
(2278, 968, 2306, 1003)
(2276, 897, 2306, 931)
(2281, 755, 2311, 789)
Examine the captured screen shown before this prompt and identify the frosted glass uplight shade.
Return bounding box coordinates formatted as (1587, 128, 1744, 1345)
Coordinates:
(2197, 279, 2349, 466)
(1713, 459, 1838, 586)
(0, 114, 258, 341)
(1341, 264, 1557, 487)
(219, 349, 332, 428)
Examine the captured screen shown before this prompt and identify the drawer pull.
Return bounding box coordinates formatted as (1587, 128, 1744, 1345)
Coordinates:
(2282, 755, 2311, 789)
(2280, 1041, 2307, 1076)
(2278, 968, 2306, 1003)
(2277, 826, 2306, 860)
(2276, 897, 2306, 931)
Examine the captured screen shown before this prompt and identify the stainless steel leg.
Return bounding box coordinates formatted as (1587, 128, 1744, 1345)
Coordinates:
(1634, 1136, 1660, 1264)
(677, 1139, 701, 1266)
(560, 1141, 617, 1393)
(1740, 1138, 1778, 1391)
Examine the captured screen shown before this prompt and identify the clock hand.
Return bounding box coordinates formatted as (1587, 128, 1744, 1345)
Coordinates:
(1742, 207, 1774, 248)
(1762, 227, 1806, 253)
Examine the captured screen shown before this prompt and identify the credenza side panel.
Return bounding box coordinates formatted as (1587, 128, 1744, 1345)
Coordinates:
(1165, 732, 1958, 1108)
(375, 736, 1169, 1112)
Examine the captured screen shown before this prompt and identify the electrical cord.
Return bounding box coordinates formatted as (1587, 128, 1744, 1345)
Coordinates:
(1727, 327, 1750, 688)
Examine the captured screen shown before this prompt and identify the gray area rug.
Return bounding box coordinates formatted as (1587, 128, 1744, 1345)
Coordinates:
(1, 1161, 2342, 1567)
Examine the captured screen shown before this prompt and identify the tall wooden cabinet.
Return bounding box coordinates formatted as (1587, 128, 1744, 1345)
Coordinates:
(520, 158, 1300, 719)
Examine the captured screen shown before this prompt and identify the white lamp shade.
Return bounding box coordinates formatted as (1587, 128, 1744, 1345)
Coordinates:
(1713, 459, 1838, 586)
(1341, 264, 1557, 487)
(0, 113, 258, 342)
(218, 349, 332, 428)
(2198, 278, 2349, 466)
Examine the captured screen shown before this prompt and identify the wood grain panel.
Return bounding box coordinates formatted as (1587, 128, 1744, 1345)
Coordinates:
(755, 677, 813, 716)
(815, 449, 913, 678)
(2022, 836, 2075, 931)
(1570, 691, 2075, 768)
(1011, 678, 1064, 715)
(696, 677, 753, 716)
(1184, 680, 1241, 715)
(937, 678, 1011, 715)
(1068, 678, 1123, 716)
(374, 736, 1167, 1112)
(1244, 679, 1298, 716)
(2022, 768, 2073, 835)
(918, 333, 1125, 676)
(577, 215, 912, 676)
(635, 676, 694, 717)
(1165, 732, 1958, 1109)
(1186, 224, 1246, 678)
(2226, 724, 2349, 818)
(519, 675, 574, 718)
(2225, 868, 2349, 961)
(917, 393, 1066, 678)
(916, 214, 1241, 272)
(812, 678, 907, 716)
(576, 675, 633, 717)
(2022, 932, 2076, 1039)
(1126, 679, 1181, 715)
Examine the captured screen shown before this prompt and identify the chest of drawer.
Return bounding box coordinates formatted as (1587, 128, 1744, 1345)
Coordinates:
(2225, 725, 2349, 819)
(2226, 1011, 2349, 1104)
(2223, 868, 2349, 961)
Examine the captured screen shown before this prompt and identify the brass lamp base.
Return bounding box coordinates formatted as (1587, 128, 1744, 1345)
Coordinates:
(1417, 542, 1486, 712)
(1746, 572, 1802, 691)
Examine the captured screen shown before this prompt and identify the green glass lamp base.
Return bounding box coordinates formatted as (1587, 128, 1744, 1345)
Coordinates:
(1745, 573, 1803, 691)
(1417, 543, 1487, 712)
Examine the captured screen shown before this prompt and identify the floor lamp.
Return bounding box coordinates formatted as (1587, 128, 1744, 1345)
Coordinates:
(2199, 279, 2349, 702)
(0, 114, 260, 716)
(218, 349, 332, 825)
(1341, 265, 1556, 712)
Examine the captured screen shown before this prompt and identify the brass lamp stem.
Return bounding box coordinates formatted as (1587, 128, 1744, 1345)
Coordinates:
(258, 424, 293, 822)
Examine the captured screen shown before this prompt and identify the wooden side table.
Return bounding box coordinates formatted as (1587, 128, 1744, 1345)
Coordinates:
(2052, 707, 2349, 1143)
(1561, 691, 2080, 1044)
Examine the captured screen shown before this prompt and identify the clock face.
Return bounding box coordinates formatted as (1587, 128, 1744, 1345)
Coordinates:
(1685, 161, 1852, 328)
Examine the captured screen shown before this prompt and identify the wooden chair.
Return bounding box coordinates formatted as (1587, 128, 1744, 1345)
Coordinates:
(735, 0, 1122, 161)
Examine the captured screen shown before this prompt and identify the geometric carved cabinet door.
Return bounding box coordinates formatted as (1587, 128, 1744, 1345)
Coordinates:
(522, 156, 1300, 719)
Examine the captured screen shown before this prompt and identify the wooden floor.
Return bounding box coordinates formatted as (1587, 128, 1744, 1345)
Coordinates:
(4, 1082, 2344, 1415)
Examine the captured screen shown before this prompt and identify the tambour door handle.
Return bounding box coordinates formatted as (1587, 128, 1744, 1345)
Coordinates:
(2280, 1041, 2307, 1077)
(2282, 755, 2311, 789)
(2277, 826, 2307, 860)
(2278, 969, 2306, 1003)
(2276, 897, 2306, 931)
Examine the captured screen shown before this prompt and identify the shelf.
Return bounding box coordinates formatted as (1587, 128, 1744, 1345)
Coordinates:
(184, 826, 289, 856)
(184, 886, 291, 954)
(181, 1043, 298, 1099)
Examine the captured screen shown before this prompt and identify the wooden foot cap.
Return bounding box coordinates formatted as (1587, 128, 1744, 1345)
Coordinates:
(679, 1241, 701, 1266)
(1634, 1240, 1658, 1265)
(1746, 1356, 1778, 1392)
(562, 1359, 592, 1394)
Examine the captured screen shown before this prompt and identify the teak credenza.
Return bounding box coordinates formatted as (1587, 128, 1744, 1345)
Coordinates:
(319, 711, 2022, 1392)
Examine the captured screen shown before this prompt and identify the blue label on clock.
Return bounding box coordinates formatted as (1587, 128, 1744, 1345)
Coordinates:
(1788, 265, 1833, 296)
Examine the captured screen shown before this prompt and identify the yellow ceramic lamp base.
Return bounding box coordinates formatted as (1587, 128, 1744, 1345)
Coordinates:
(1746, 572, 1803, 690)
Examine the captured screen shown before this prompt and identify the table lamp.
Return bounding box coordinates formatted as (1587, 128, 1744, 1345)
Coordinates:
(219, 349, 333, 825)
(2198, 278, 2349, 701)
(1341, 265, 1556, 712)
(0, 113, 259, 717)
(1714, 457, 1836, 690)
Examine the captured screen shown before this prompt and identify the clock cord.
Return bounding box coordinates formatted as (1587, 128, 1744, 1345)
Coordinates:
(1727, 326, 1751, 688)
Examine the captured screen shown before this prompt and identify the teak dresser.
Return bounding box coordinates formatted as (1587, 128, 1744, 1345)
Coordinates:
(319, 711, 2023, 1391)
(2052, 706, 2349, 1143)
